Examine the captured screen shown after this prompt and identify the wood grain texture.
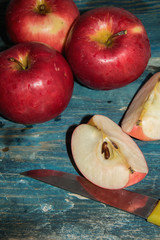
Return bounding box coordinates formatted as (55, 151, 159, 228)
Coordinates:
(76, 0, 160, 14)
(0, 0, 160, 239)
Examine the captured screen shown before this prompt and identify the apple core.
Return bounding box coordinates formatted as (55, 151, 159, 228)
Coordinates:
(100, 135, 132, 172)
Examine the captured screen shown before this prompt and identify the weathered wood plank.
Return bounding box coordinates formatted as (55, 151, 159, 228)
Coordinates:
(76, 0, 160, 14)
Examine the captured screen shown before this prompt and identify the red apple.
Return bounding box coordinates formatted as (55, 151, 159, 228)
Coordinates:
(71, 115, 148, 189)
(65, 7, 151, 90)
(0, 42, 74, 124)
(121, 72, 160, 141)
(6, 0, 79, 53)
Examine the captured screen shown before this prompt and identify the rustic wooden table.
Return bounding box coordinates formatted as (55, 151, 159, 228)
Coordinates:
(0, 0, 160, 239)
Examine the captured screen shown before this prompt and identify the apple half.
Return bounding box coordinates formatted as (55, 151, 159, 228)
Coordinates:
(71, 115, 148, 189)
(121, 72, 160, 141)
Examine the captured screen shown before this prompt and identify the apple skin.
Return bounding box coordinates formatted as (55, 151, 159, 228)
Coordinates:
(65, 7, 151, 90)
(6, 0, 79, 53)
(0, 42, 74, 124)
(126, 126, 152, 141)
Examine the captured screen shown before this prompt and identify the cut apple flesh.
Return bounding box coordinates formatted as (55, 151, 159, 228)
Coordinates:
(121, 72, 160, 141)
(71, 115, 148, 189)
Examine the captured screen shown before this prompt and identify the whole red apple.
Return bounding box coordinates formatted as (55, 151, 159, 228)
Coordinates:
(0, 42, 74, 124)
(6, 0, 79, 53)
(65, 7, 151, 90)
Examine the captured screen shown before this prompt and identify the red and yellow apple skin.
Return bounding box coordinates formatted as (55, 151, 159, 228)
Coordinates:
(126, 170, 147, 188)
(0, 42, 74, 124)
(65, 7, 151, 90)
(127, 126, 153, 141)
(6, 0, 79, 53)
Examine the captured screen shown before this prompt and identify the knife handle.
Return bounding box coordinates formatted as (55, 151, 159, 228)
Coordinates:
(147, 200, 160, 226)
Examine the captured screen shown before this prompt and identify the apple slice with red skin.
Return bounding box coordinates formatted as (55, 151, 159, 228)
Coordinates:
(71, 115, 148, 190)
(121, 72, 160, 141)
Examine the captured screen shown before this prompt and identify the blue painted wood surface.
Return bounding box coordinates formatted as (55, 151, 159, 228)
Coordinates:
(0, 0, 160, 239)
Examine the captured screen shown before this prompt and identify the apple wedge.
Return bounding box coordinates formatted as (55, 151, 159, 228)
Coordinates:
(121, 72, 160, 141)
(71, 115, 148, 189)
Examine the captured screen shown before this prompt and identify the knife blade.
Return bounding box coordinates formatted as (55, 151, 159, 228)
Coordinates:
(21, 169, 160, 226)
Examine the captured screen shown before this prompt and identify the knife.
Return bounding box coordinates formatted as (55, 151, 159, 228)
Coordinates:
(21, 169, 160, 226)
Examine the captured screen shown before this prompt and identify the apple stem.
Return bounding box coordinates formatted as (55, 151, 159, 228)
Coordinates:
(39, 4, 47, 15)
(136, 119, 142, 126)
(112, 30, 127, 38)
(106, 30, 127, 46)
(129, 167, 135, 174)
(8, 57, 26, 70)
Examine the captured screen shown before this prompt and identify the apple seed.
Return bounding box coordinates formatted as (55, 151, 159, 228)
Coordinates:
(101, 141, 110, 159)
(111, 141, 118, 149)
(101, 139, 120, 160)
(101, 137, 132, 173)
